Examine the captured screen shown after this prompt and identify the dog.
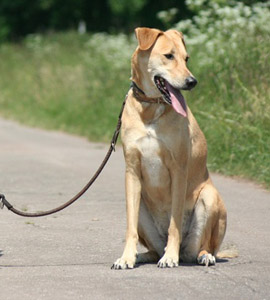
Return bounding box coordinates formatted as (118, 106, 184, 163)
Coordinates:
(112, 27, 227, 269)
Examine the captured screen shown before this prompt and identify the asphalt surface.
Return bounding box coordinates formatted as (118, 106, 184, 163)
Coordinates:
(0, 117, 270, 300)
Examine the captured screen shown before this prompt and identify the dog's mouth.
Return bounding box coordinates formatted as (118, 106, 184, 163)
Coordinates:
(154, 76, 187, 117)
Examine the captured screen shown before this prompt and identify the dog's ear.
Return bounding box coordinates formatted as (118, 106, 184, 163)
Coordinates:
(135, 27, 162, 51)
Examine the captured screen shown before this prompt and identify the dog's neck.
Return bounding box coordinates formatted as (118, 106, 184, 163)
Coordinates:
(130, 81, 172, 123)
(131, 81, 166, 104)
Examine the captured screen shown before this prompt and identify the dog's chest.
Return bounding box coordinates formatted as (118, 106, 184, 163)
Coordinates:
(138, 124, 170, 188)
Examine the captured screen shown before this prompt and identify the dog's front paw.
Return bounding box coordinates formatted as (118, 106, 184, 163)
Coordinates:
(197, 253, 216, 267)
(157, 254, 179, 268)
(111, 256, 136, 270)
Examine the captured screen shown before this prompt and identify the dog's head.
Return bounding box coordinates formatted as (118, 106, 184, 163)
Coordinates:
(132, 27, 197, 117)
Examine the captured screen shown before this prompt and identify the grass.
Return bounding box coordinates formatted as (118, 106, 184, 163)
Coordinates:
(0, 31, 269, 187)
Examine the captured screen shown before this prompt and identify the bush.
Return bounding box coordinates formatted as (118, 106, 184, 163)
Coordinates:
(174, 1, 270, 185)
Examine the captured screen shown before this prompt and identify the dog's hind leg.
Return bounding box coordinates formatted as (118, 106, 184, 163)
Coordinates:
(180, 183, 227, 266)
(197, 184, 227, 266)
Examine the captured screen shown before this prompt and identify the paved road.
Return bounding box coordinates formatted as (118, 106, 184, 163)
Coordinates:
(0, 118, 269, 300)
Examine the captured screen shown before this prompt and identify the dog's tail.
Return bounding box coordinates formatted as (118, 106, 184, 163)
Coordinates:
(216, 243, 239, 259)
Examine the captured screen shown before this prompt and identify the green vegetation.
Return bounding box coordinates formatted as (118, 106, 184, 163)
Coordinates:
(0, 1, 269, 187)
(0, 32, 134, 140)
(0, 0, 191, 41)
(175, 1, 270, 186)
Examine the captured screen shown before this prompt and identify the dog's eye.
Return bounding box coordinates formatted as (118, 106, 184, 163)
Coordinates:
(164, 53, 174, 60)
(185, 56, 189, 62)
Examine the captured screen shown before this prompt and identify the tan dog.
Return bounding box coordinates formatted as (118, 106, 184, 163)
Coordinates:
(112, 27, 227, 269)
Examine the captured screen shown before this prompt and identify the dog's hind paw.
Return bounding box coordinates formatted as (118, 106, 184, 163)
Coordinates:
(197, 253, 216, 267)
(136, 251, 159, 264)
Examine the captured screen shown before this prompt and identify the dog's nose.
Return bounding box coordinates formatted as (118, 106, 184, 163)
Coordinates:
(185, 76, 197, 90)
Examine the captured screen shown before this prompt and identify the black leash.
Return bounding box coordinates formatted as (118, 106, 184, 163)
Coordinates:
(0, 90, 128, 217)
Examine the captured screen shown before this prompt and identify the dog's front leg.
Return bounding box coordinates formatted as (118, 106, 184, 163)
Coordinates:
(158, 167, 187, 268)
(112, 167, 141, 269)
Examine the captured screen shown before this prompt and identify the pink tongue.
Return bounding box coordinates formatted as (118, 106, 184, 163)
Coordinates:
(165, 81, 187, 117)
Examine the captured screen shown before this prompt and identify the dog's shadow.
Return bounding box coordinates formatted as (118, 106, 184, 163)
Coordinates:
(135, 258, 229, 269)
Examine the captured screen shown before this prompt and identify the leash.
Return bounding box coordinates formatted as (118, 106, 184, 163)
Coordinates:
(0, 90, 128, 217)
